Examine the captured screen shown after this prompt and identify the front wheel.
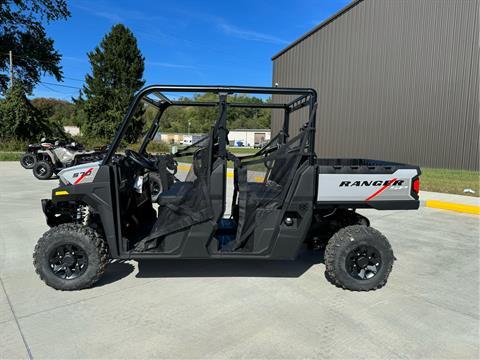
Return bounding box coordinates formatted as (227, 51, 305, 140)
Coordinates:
(33, 224, 109, 290)
(325, 225, 394, 291)
(33, 160, 53, 180)
(20, 153, 36, 169)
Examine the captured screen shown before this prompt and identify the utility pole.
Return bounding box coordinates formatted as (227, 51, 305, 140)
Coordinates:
(9, 50, 13, 88)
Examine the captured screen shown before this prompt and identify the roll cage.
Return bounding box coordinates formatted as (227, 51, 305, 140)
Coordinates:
(102, 85, 318, 164)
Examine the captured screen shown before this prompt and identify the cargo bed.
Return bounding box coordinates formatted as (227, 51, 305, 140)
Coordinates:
(315, 158, 421, 210)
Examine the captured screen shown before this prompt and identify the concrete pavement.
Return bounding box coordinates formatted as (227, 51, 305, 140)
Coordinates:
(0, 162, 478, 359)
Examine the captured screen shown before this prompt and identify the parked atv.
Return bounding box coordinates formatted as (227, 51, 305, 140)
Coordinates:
(20, 138, 55, 169)
(33, 141, 106, 180)
(33, 85, 421, 291)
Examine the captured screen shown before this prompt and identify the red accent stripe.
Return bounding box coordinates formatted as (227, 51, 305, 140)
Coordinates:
(365, 178, 397, 201)
(73, 167, 93, 185)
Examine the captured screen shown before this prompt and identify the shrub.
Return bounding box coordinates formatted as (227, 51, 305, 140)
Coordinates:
(127, 141, 169, 154)
(0, 138, 28, 151)
(72, 136, 110, 150)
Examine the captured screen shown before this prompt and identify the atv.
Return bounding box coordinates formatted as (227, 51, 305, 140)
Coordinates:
(20, 138, 55, 169)
(33, 85, 421, 291)
(32, 140, 106, 180)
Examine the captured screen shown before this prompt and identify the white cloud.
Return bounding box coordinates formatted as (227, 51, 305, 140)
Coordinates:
(218, 22, 289, 45)
(73, 4, 124, 22)
(146, 61, 196, 69)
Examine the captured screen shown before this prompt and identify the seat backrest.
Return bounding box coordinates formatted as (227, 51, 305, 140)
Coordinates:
(267, 130, 306, 186)
(209, 158, 226, 222)
(183, 128, 226, 223)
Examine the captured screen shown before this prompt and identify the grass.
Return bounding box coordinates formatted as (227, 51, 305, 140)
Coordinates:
(0, 152, 22, 161)
(229, 147, 258, 155)
(0, 138, 28, 152)
(420, 168, 479, 197)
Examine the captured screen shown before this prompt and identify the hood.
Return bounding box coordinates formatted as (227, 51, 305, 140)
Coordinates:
(58, 161, 101, 185)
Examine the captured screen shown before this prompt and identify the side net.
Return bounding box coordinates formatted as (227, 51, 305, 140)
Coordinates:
(134, 133, 214, 251)
(228, 130, 307, 250)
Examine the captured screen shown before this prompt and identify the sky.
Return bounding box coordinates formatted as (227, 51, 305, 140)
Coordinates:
(34, 0, 350, 100)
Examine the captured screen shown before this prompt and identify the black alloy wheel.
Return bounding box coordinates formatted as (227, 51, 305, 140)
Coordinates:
(33, 160, 53, 180)
(20, 153, 36, 169)
(345, 245, 381, 280)
(48, 243, 88, 280)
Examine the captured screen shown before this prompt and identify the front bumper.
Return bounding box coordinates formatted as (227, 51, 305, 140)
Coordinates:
(41, 187, 77, 227)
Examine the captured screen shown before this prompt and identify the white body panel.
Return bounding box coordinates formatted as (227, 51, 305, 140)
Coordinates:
(59, 161, 101, 185)
(317, 169, 419, 202)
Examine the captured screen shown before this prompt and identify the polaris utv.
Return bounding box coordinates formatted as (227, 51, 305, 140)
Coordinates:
(32, 140, 106, 180)
(33, 85, 421, 291)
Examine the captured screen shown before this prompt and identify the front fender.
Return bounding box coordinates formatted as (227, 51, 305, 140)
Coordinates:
(41, 165, 119, 257)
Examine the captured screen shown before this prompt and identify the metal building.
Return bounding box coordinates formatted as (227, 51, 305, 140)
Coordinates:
(271, 0, 479, 170)
(228, 129, 271, 147)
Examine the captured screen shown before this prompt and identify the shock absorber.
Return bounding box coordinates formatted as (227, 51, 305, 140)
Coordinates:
(76, 204, 90, 225)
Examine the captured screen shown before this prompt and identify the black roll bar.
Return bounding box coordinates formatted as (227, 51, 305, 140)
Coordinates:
(102, 85, 317, 165)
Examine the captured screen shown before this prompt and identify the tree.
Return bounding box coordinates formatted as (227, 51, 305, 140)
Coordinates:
(79, 24, 145, 143)
(31, 97, 77, 126)
(0, 83, 64, 140)
(0, 0, 70, 93)
(159, 94, 271, 134)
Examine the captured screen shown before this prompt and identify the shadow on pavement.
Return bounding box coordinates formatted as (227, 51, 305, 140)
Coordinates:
(135, 250, 324, 279)
(95, 260, 135, 287)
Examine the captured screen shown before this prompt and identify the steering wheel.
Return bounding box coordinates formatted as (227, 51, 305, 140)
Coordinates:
(125, 149, 158, 171)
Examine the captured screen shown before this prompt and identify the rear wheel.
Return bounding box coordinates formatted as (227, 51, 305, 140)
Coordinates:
(325, 225, 393, 291)
(33, 224, 109, 290)
(33, 160, 53, 180)
(20, 153, 36, 169)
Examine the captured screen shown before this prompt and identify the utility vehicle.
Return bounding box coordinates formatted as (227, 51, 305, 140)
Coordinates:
(33, 85, 421, 291)
(32, 141, 106, 180)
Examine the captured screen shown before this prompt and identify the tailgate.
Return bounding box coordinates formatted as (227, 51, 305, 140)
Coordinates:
(316, 160, 421, 210)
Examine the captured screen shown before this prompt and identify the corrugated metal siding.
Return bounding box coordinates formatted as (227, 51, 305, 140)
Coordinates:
(272, 0, 479, 170)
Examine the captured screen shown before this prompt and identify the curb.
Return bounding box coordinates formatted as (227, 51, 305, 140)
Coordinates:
(425, 200, 480, 215)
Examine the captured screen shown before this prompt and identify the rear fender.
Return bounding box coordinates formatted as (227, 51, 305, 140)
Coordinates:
(36, 150, 55, 163)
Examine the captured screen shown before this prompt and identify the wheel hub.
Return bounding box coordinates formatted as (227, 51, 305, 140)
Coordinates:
(356, 256, 369, 269)
(62, 254, 75, 267)
(48, 244, 88, 280)
(346, 245, 382, 280)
